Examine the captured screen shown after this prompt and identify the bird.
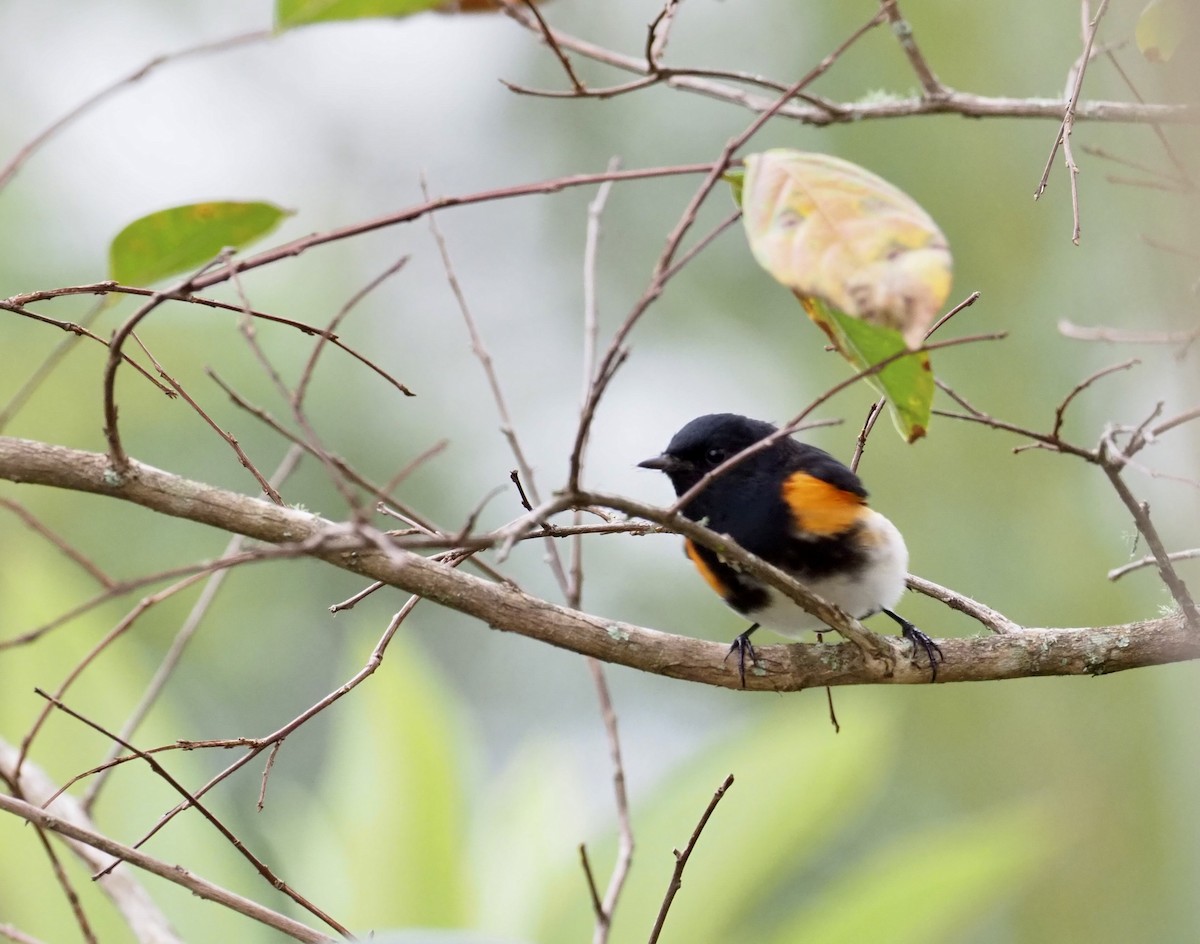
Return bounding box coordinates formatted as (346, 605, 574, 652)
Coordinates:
(638, 412, 942, 686)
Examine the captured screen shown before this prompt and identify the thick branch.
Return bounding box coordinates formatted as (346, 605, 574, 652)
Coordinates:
(1, 436, 1195, 689)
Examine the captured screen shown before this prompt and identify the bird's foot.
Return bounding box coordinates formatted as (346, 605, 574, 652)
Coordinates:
(724, 625, 760, 689)
(882, 609, 944, 681)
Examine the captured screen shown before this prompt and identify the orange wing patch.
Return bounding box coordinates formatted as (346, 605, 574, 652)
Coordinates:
(684, 538, 731, 599)
(783, 472, 867, 536)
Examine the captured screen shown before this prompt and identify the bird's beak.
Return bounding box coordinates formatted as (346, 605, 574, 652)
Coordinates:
(638, 454, 682, 473)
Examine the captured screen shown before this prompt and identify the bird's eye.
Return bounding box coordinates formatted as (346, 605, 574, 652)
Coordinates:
(705, 447, 727, 465)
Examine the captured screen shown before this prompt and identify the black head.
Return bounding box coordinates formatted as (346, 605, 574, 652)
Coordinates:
(638, 413, 783, 496)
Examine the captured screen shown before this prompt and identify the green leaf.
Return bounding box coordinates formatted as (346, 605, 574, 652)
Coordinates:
(764, 800, 1056, 944)
(276, 0, 444, 29)
(108, 201, 290, 286)
(724, 167, 746, 207)
(804, 297, 933, 442)
(1136, 0, 1186, 62)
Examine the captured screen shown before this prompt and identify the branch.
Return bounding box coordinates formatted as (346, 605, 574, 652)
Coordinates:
(501, 7, 1195, 126)
(1, 437, 1196, 689)
(646, 773, 735, 944)
(0, 790, 331, 944)
(0, 739, 320, 944)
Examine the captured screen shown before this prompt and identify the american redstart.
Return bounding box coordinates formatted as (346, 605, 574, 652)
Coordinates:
(639, 413, 942, 685)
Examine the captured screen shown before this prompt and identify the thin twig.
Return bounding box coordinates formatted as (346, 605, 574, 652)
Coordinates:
(587, 658, 634, 944)
(849, 399, 886, 473)
(129, 333, 285, 503)
(501, 6, 1191, 125)
(646, 0, 681, 69)
(646, 774, 735, 944)
(906, 575, 1020, 634)
(36, 691, 351, 937)
(1052, 357, 1140, 438)
(0, 31, 270, 191)
(295, 255, 411, 406)
(516, 0, 586, 92)
(0, 794, 331, 944)
(1099, 440, 1199, 628)
(1109, 549, 1200, 581)
(0, 499, 114, 587)
(1035, 0, 1112, 244)
(1059, 320, 1200, 348)
(81, 445, 306, 812)
(423, 175, 571, 594)
(573, 156, 622, 602)
(880, 0, 946, 96)
(579, 844, 606, 926)
(0, 925, 50, 944)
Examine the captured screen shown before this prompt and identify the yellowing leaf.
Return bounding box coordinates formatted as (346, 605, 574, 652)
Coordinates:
(276, 0, 443, 30)
(741, 150, 952, 349)
(802, 296, 932, 443)
(1136, 0, 1186, 62)
(109, 201, 290, 286)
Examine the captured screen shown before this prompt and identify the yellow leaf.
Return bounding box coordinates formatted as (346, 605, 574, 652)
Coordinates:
(1136, 0, 1186, 63)
(741, 150, 952, 349)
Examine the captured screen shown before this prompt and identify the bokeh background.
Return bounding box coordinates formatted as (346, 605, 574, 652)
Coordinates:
(1, 2, 1198, 942)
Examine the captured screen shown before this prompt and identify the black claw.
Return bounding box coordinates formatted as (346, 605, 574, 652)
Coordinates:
(724, 623, 760, 688)
(881, 608, 944, 681)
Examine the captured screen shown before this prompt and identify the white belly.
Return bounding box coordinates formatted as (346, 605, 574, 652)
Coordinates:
(749, 509, 909, 640)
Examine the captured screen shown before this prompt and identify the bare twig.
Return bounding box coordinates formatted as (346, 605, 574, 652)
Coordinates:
(130, 334, 285, 503)
(0, 793, 331, 944)
(880, 0, 946, 96)
(646, 0, 681, 69)
(646, 774, 735, 944)
(1035, 0, 1112, 244)
(36, 691, 351, 936)
(512, 0, 586, 93)
(82, 445, 306, 812)
(849, 399, 886, 473)
(294, 255, 411, 407)
(0, 499, 114, 587)
(0, 31, 270, 191)
(501, 8, 1193, 126)
(0, 743, 184, 944)
(424, 176, 571, 594)
(0, 925, 49, 944)
(1098, 442, 1199, 628)
(579, 844, 606, 927)
(1052, 358, 1140, 438)
(906, 575, 1021, 634)
(573, 157, 622, 602)
(1101, 48, 1194, 188)
(1058, 320, 1200, 348)
(587, 658, 634, 944)
(1109, 549, 1200, 581)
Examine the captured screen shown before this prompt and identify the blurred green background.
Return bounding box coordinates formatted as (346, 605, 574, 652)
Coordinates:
(1, 1, 1198, 942)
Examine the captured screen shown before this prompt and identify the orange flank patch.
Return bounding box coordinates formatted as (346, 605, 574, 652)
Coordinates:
(783, 472, 867, 536)
(684, 539, 730, 598)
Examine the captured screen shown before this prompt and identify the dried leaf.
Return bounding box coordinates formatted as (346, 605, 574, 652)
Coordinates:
(741, 150, 952, 349)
